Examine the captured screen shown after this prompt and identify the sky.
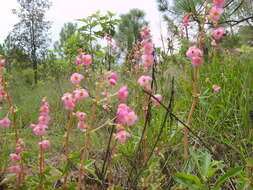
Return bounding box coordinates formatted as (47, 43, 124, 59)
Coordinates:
(0, 0, 166, 47)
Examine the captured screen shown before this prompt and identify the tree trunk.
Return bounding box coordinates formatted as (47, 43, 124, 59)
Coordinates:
(32, 58, 38, 84)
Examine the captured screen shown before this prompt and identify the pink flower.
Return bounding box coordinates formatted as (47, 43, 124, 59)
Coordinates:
(77, 112, 87, 121)
(191, 56, 203, 67)
(118, 86, 128, 101)
(143, 42, 154, 55)
(141, 27, 151, 40)
(62, 93, 74, 104)
(73, 89, 89, 100)
(17, 139, 25, 149)
(33, 125, 47, 136)
(39, 140, 50, 149)
(116, 104, 131, 125)
(211, 27, 226, 40)
(152, 94, 163, 108)
(186, 46, 203, 58)
(0, 117, 11, 128)
(29, 124, 36, 129)
(146, 87, 153, 93)
(75, 57, 82, 65)
(0, 59, 5, 67)
(38, 114, 50, 125)
(40, 105, 49, 115)
(137, 76, 152, 87)
(77, 121, 87, 131)
(82, 54, 92, 65)
(15, 146, 22, 154)
(116, 104, 137, 126)
(125, 111, 138, 126)
(70, 73, 84, 85)
(212, 85, 221, 93)
(109, 78, 117, 86)
(9, 165, 21, 174)
(211, 41, 218, 47)
(141, 54, 154, 67)
(118, 104, 131, 112)
(214, 0, 225, 7)
(64, 100, 75, 111)
(115, 130, 131, 143)
(108, 72, 118, 81)
(102, 105, 108, 110)
(183, 13, 191, 27)
(210, 6, 224, 21)
(10, 153, 21, 162)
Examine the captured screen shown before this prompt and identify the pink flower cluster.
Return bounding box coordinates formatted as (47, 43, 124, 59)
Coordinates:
(30, 99, 51, 137)
(114, 104, 138, 143)
(108, 72, 118, 86)
(104, 32, 118, 50)
(8, 139, 24, 174)
(62, 76, 89, 111)
(29, 99, 51, 152)
(186, 46, 203, 67)
(76, 112, 87, 131)
(75, 54, 92, 65)
(116, 104, 138, 127)
(140, 27, 154, 67)
(183, 13, 192, 27)
(118, 86, 128, 102)
(210, 0, 226, 46)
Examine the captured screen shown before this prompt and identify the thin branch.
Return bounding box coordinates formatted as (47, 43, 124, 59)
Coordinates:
(206, 16, 253, 26)
(143, 90, 214, 154)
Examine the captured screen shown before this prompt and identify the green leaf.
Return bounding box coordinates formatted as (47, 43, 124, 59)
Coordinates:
(201, 152, 211, 178)
(213, 167, 243, 189)
(173, 173, 202, 189)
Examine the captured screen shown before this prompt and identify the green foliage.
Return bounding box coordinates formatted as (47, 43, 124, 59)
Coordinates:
(54, 22, 78, 58)
(115, 9, 148, 51)
(21, 68, 34, 85)
(173, 151, 243, 189)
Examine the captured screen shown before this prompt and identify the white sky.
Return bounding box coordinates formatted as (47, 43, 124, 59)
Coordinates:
(0, 0, 166, 47)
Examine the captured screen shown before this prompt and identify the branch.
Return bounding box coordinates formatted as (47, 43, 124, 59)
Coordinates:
(143, 90, 214, 154)
(222, 16, 253, 26)
(224, 0, 234, 8)
(206, 16, 253, 26)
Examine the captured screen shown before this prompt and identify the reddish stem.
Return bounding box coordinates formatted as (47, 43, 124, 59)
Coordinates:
(63, 111, 74, 188)
(77, 99, 98, 190)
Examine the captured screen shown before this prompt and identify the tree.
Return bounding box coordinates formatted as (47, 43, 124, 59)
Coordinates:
(12, 0, 52, 84)
(156, 0, 253, 32)
(115, 9, 148, 52)
(54, 22, 78, 58)
(3, 34, 31, 71)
